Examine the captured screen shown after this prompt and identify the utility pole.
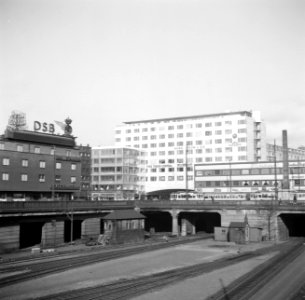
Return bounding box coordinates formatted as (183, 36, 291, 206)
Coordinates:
(268, 140, 278, 241)
(185, 144, 189, 201)
(298, 158, 301, 192)
(274, 140, 278, 202)
(52, 146, 56, 200)
(229, 159, 232, 194)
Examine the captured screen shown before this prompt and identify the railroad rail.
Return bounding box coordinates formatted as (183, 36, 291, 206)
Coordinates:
(35, 241, 300, 300)
(209, 238, 305, 300)
(0, 235, 209, 288)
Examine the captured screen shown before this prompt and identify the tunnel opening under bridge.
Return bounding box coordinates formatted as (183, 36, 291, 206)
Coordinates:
(179, 212, 221, 234)
(19, 221, 44, 249)
(278, 213, 305, 238)
(142, 211, 172, 234)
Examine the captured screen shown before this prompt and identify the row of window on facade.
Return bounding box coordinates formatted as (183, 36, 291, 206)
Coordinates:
(195, 167, 305, 177)
(116, 219, 144, 230)
(123, 154, 248, 163)
(150, 176, 193, 182)
(149, 155, 247, 162)
(116, 131, 248, 143)
(92, 175, 145, 182)
(1, 158, 77, 170)
(92, 185, 142, 191)
(148, 147, 247, 155)
(115, 120, 248, 135)
(1, 173, 77, 183)
(92, 148, 145, 156)
(92, 167, 145, 173)
(92, 158, 147, 165)
(0, 143, 78, 156)
(118, 145, 248, 154)
(118, 138, 248, 146)
(195, 179, 304, 188)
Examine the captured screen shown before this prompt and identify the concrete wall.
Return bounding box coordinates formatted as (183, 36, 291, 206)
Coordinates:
(113, 228, 145, 244)
(41, 221, 64, 248)
(277, 216, 289, 241)
(181, 218, 195, 236)
(0, 225, 20, 253)
(81, 218, 101, 241)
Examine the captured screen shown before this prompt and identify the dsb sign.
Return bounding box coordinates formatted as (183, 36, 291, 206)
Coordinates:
(34, 121, 55, 134)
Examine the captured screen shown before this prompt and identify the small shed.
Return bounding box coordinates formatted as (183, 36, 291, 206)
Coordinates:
(214, 227, 230, 241)
(229, 220, 250, 244)
(103, 210, 146, 244)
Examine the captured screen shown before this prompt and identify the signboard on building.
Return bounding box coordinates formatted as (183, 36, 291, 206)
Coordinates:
(34, 121, 55, 134)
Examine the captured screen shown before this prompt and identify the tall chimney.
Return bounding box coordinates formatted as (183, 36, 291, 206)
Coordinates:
(282, 130, 290, 190)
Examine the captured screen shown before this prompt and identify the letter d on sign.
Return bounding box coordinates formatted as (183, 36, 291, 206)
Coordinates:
(34, 121, 41, 131)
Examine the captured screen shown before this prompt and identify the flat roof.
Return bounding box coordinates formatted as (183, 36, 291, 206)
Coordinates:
(123, 111, 252, 125)
(3, 129, 76, 148)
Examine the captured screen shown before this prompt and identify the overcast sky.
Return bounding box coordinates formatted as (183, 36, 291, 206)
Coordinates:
(1, 0, 304, 148)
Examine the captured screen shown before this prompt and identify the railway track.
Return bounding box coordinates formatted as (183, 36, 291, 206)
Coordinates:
(208, 238, 305, 300)
(0, 235, 209, 288)
(36, 241, 296, 300)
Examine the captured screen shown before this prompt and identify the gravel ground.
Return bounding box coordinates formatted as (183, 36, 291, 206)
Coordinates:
(0, 239, 278, 300)
(132, 252, 276, 300)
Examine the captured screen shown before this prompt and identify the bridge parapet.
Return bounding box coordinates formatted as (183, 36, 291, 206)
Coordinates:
(136, 200, 305, 212)
(1, 200, 305, 216)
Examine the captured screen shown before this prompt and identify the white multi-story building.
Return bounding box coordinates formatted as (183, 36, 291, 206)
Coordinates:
(194, 160, 305, 194)
(91, 146, 146, 200)
(115, 111, 267, 193)
(267, 144, 305, 162)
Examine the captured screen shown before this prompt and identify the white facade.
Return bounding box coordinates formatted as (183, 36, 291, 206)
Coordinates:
(91, 146, 146, 200)
(115, 111, 267, 193)
(194, 160, 305, 194)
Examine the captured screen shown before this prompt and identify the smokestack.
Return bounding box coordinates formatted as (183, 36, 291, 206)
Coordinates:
(282, 130, 289, 190)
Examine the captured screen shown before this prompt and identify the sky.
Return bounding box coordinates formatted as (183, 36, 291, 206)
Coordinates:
(0, 0, 304, 148)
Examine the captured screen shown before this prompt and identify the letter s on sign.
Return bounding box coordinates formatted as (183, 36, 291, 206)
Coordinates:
(34, 121, 41, 131)
(42, 122, 48, 132)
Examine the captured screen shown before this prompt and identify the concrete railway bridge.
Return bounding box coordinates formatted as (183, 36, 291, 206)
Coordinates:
(1, 200, 305, 253)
